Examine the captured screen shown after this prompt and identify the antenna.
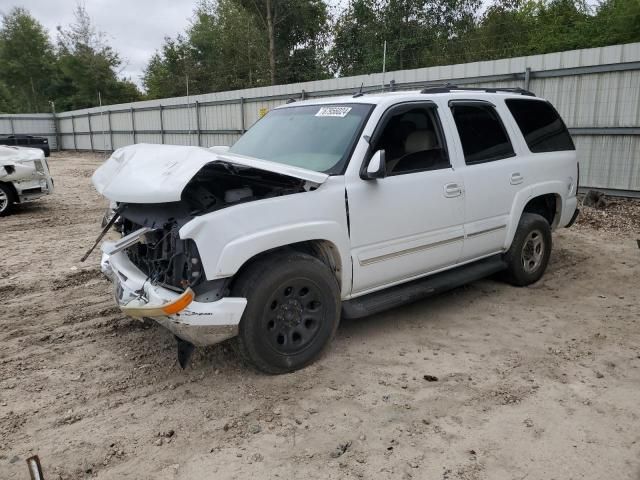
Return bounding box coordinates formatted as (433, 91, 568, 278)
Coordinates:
(353, 82, 365, 98)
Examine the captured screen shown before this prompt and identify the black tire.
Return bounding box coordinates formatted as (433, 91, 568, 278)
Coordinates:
(232, 251, 341, 374)
(503, 213, 552, 286)
(0, 183, 16, 217)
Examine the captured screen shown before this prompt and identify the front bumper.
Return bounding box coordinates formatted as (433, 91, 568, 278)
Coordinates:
(15, 175, 54, 203)
(101, 242, 247, 346)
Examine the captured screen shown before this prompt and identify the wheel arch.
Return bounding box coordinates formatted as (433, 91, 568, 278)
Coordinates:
(505, 183, 565, 249)
(228, 239, 347, 296)
(0, 181, 18, 203)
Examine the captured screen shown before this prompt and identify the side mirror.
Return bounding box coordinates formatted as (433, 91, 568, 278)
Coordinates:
(364, 150, 386, 180)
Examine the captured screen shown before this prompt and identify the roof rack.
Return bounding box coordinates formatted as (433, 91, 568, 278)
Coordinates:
(420, 84, 535, 97)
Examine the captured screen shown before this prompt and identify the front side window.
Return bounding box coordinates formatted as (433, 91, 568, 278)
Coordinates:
(229, 103, 373, 174)
(450, 103, 515, 165)
(372, 105, 450, 175)
(506, 99, 575, 153)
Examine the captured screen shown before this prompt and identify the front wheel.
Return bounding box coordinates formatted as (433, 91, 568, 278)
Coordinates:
(0, 183, 16, 217)
(232, 251, 341, 374)
(503, 213, 552, 286)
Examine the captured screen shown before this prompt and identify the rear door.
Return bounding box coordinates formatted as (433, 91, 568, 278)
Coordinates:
(447, 99, 526, 261)
(346, 102, 465, 295)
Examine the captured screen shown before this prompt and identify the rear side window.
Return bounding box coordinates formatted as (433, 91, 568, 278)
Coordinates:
(450, 103, 515, 164)
(506, 99, 575, 152)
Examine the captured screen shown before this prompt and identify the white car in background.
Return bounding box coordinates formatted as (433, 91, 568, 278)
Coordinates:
(0, 145, 54, 216)
(93, 86, 579, 373)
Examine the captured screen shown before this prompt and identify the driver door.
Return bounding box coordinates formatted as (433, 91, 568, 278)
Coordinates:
(346, 102, 465, 295)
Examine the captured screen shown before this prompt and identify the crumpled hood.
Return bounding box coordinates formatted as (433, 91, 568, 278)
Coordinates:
(0, 145, 45, 180)
(92, 143, 328, 203)
(0, 145, 43, 164)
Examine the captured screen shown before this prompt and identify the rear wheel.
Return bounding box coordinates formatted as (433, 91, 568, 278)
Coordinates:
(503, 213, 552, 286)
(0, 183, 15, 217)
(232, 252, 341, 374)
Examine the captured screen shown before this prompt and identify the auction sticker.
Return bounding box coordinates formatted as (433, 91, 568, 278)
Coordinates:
(315, 106, 352, 118)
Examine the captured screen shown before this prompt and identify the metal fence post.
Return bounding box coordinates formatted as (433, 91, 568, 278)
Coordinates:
(51, 113, 60, 152)
(9, 117, 15, 135)
(159, 105, 165, 144)
(87, 113, 94, 152)
(107, 110, 113, 151)
(240, 97, 245, 133)
(71, 115, 77, 151)
(130, 107, 136, 144)
(195, 100, 202, 146)
(524, 67, 531, 91)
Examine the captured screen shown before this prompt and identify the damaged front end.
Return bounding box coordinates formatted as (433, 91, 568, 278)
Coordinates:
(93, 144, 324, 364)
(0, 146, 54, 205)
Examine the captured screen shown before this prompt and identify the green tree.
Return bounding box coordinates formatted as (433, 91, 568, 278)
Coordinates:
(143, 36, 195, 99)
(330, 0, 482, 76)
(234, 0, 331, 84)
(144, 0, 270, 98)
(527, 0, 592, 53)
(588, 0, 640, 46)
(188, 0, 270, 90)
(0, 7, 57, 113)
(330, 0, 384, 76)
(469, 0, 538, 61)
(55, 4, 140, 110)
(0, 80, 17, 113)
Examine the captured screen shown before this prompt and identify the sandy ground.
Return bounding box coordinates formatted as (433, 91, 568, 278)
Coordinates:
(1, 151, 639, 480)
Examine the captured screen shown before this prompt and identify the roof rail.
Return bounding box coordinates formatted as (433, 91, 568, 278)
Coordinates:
(420, 84, 536, 97)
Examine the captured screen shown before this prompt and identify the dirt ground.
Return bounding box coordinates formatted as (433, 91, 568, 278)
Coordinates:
(1, 151, 639, 480)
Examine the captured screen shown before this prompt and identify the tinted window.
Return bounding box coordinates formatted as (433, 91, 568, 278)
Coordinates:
(373, 105, 450, 175)
(506, 99, 575, 152)
(230, 103, 372, 174)
(450, 103, 515, 164)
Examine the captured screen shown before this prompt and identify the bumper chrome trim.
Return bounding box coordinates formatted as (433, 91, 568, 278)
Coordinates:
(101, 244, 247, 346)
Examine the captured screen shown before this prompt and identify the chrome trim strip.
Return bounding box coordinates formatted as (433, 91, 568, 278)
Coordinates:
(466, 224, 507, 238)
(103, 227, 155, 256)
(359, 235, 465, 267)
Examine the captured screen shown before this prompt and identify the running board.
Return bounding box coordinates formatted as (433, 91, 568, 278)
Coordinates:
(342, 255, 507, 319)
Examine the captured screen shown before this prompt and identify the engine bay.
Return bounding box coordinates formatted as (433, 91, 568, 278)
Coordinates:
(117, 162, 309, 291)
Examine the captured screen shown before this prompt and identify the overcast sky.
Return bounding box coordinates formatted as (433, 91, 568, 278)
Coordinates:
(0, 0, 346, 90)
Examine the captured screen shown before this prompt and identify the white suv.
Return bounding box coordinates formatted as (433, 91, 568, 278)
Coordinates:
(93, 86, 579, 373)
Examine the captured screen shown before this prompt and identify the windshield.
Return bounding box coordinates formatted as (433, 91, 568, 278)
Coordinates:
(229, 103, 373, 174)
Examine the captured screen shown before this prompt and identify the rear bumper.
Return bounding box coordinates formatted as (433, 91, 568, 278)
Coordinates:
(565, 208, 580, 228)
(101, 243, 247, 346)
(559, 196, 579, 228)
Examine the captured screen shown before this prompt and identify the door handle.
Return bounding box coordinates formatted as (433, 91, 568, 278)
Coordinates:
(510, 172, 524, 185)
(444, 183, 462, 198)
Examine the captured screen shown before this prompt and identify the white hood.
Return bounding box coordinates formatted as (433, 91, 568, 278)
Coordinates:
(0, 145, 44, 164)
(92, 144, 328, 203)
(0, 145, 45, 181)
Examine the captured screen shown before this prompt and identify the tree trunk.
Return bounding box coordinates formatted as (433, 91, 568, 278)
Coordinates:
(266, 0, 276, 85)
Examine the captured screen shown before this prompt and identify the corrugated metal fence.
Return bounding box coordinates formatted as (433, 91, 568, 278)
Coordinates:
(1, 42, 639, 194)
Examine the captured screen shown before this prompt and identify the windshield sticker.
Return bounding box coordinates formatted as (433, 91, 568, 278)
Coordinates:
(315, 106, 352, 118)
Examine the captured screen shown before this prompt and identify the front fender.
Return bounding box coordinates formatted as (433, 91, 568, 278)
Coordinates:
(216, 221, 349, 282)
(179, 176, 352, 297)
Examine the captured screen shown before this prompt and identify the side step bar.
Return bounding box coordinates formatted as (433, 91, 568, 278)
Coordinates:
(342, 255, 507, 319)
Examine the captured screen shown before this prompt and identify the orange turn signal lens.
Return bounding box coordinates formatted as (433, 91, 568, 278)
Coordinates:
(162, 288, 195, 315)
